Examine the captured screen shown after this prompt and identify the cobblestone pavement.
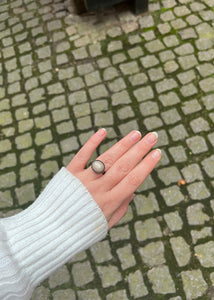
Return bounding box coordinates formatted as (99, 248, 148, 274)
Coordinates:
(1, 0, 214, 299)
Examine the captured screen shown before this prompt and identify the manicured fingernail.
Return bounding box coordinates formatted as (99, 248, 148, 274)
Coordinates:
(145, 132, 158, 144)
(130, 130, 141, 142)
(152, 149, 161, 159)
(97, 128, 106, 137)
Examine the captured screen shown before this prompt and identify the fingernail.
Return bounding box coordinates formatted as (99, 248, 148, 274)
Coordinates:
(97, 128, 106, 137)
(130, 130, 141, 142)
(152, 149, 161, 159)
(145, 132, 158, 144)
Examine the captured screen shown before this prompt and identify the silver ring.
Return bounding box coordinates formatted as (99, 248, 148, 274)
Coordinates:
(91, 160, 105, 174)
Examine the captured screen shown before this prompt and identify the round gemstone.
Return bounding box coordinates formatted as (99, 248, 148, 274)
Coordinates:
(91, 160, 105, 174)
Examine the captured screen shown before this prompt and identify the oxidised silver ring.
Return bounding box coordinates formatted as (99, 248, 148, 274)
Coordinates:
(91, 160, 105, 174)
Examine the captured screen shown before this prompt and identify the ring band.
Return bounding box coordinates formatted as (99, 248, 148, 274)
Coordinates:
(91, 160, 105, 174)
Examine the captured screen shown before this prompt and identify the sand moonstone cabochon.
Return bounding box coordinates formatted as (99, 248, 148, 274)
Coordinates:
(91, 160, 105, 174)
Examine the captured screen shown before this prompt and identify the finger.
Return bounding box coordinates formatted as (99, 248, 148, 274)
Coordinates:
(85, 130, 142, 180)
(100, 132, 158, 190)
(108, 194, 134, 230)
(66, 128, 107, 173)
(109, 149, 161, 207)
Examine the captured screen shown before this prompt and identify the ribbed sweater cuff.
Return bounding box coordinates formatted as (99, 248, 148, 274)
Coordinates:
(1, 167, 108, 297)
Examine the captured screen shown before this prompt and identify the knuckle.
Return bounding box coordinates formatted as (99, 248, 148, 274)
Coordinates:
(119, 138, 128, 149)
(116, 163, 131, 174)
(103, 158, 114, 169)
(127, 172, 140, 187)
(115, 139, 128, 153)
(138, 142, 150, 154)
(78, 155, 87, 165)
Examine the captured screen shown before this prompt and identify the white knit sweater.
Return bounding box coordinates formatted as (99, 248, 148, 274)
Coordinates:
(0, 167, 108, 300)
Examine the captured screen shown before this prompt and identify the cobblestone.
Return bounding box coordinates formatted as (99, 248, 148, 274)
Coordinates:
(197, 63, 214, 77)
(159, 91, 180, 107)
(53, 289, 76, 300)
(106, 290, 128, 300)
(164, 211, 183, 231)
(181, 164, 203, 183)
(116, 244, 136, 270)
(181, 83, 198, 97)
(178, 54, 198, 70)
(195, 241, 214, 267)
(129, 72, 148, 86)
(190, 117, 210, 133)
(1, 0, 214, 299)
(164, 60, 179, 73)
(140, 54, 159, 68)
(181, 270, 207, 299)
(158, 166, 181, 186)
(134, 193, 159, 215)
(143, 115, 163, 130)
(98, 265, 122, 288)
(170, 237, 191, 266)
(148, 265, 176, 294)
(103, 67, 119, 81)
(169, 146, 187, 163)
(156, 78, 178, 93)
(187, 181, 211, 200)
(199, 77, 214, 92)
(145, 39, 165, 53)
(140, 101, 159, 116)
(161, 108, 181, 125)
(90, 240, 112, 263)
(89, 84, 108, 99)
(127, 270, 148, 298)
(139, 241, 165, 267)
(134, 86, 154, 102)
(148, 67, 164, 81)
(187, 203, 210, 225)
(191, 227, 212, 244)
(107, 40, 123, 52)
(181, 99, 201, 114)
(161, 186, 184, 206)
(49, 266, 70, 288)
(202, 155, 214, 178)
(110, 225, 130, 242)
(85, 71, 101, 87)
(120, 61, 139, 75)
(158, 23, 171, 35)
(135, 218, 162, 241)
(112, 53, 127, 64)
(186, 136, 208, 154)
(72, 261, 94, 286)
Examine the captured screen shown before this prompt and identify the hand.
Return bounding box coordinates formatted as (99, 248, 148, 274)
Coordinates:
(66, 129, 161, 229)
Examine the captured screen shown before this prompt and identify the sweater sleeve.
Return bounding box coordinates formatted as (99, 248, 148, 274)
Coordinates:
(0, 167, 108, 300)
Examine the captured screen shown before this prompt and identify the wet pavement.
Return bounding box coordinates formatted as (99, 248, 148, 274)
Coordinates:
(0, 0, 214, 299)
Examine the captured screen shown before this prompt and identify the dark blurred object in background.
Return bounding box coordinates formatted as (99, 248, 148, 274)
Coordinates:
(83, 0, 148, 14)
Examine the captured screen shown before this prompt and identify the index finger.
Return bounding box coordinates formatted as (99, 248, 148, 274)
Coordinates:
(67, 128, 107, 172)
